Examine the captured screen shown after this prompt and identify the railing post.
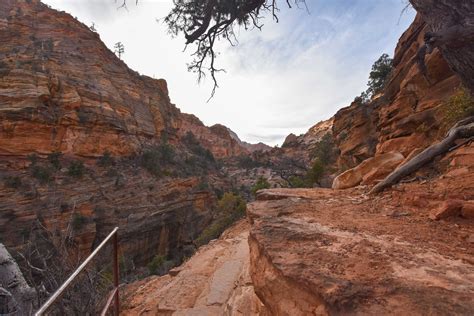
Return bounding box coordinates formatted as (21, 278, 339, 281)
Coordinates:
(113, 231, 120, 315)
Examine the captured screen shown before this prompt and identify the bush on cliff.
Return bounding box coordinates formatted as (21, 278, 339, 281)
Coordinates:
(141, 142, 175, 177)
(97, 151, 115, 167)
(147, 255, 174, 276)
(4, 176, 22, 189)
(31, 165, 53, 184)
(68, 160, 85, 178)
(195, 193, 246, 247)
(48, 151, 62, 170)
(441, 86, 474, 131)
(357, 53, 393, 103)
(251, 177, 270, 196)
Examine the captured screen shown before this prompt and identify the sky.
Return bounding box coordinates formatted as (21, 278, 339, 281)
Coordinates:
(42, 0, 415, 146)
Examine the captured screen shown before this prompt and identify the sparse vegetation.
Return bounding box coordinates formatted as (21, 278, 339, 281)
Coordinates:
(288, 134, 336, 188)
(31, 165, 53, 183)
(141, 142, 175, 177)
(357, 53, 393, 103)
(97, 151, 115, 167)
(4, 176, 21, 189)
(71, 213, 87, 230)
(183, 132, 215, 162)
(68, 160, 85, 178)
(236, 155, 262, 169)
(440, 86, 474, 131)
(251, 177, 270, 196)
(48, 151, 62, 170)
(147, 255, 174, 276)
(195, 193, 246, 247)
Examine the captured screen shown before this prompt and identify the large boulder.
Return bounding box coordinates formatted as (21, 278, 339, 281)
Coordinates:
(332, 152, 404, 189)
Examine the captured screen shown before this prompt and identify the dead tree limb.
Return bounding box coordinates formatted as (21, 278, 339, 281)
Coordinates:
(370, 116, 474, 194)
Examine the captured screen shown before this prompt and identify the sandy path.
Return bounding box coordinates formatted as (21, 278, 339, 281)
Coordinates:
(121, 220, 262, 315)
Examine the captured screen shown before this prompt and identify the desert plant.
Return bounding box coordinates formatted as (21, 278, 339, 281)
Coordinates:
(68, 160, 85, 178)
(358, 53, 393, 103)
(312, 133, 336, 165)
(441, 86, 474, 130)
(31, 165, 53, 183)
(251, 177, 270, 196)
(195, 193, 246, 246)
(147, 255, 174, 276)
(48, 151, 63, 170)
(71, 213, 87, 230)
(97, 151, 115, 167)
(4, 176, 21, 189)
(141, 143, 176, 176)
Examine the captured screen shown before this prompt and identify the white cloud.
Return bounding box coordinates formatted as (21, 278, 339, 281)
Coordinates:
(42, 0, 415, 146)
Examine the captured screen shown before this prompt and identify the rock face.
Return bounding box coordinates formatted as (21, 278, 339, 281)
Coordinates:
(248, 184, 474, 315)
(121, 220, 264, 315)
(0, 0, 260, 285)
(330, 13, 461, 188)
(177, 116, 250, 158)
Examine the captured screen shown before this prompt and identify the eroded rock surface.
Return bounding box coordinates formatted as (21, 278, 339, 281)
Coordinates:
(121, 220, 264, 315)
(248, 177, 474, 315)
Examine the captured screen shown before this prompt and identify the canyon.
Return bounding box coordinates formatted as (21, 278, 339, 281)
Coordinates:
(1, 0, 473, 315)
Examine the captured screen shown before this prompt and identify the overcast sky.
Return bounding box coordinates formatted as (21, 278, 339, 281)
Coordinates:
(42, 0, 415, 146)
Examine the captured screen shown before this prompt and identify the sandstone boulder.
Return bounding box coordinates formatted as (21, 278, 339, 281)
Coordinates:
(332, 152, 404, 189)
(429, 200, 464, 220)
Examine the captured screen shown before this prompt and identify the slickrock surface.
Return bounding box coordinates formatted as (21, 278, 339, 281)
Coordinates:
(121, 220, 264, 315)
(248, 174, 474, 315)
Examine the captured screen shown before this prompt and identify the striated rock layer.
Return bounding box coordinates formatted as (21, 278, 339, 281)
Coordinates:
(0, 0, 248, 159)
(0, 0, 252, 277)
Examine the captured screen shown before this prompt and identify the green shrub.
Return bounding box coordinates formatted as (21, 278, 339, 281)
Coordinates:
(31, 165, 53, 183)
(236, 155, 260, 169)
(251, 177, 270, 196)
(27, 153, 38, 165)
(147, 255, 174, 275)
(441, 87, 474, 130)
(68, 160, 85, 178)
(288, 160, 325, 188)
(182, 132, 215, 164)
(141, 143, 175, 176)
(97, 151, 115, 167)
(48, 151, 62, 170)
(195, 193, 246, 247)
(71, 213, 87, 230)
(288, 176, 309, 188)
(306, 159, 325, 185)
(358, 53, 393, 103)
(312, 133, 335, 165)
(4, 176, 21, 189)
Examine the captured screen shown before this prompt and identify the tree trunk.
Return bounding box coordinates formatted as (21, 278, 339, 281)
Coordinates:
(409, 0, 474, 93)
(370, 116, 474, 194)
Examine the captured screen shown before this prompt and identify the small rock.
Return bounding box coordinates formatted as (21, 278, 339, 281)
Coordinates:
(461, 201, 474, 219)
(429, 200, 463, 220)
(169, 267, 183, 277)
(468, 235, 474, 244)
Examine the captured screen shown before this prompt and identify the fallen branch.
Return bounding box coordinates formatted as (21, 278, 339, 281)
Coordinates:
(370, 116, 474, 194)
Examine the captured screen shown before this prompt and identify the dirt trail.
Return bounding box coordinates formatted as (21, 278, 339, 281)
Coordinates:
(121, 220, 262, 315)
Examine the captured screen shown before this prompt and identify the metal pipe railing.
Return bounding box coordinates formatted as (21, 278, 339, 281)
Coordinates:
(35, 227, 120, 316)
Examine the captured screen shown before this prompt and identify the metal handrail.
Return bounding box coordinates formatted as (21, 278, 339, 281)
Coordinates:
(35, 227, 120, 316)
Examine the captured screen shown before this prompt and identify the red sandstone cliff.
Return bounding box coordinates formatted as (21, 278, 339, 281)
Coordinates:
(0, 0, 255, 285)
